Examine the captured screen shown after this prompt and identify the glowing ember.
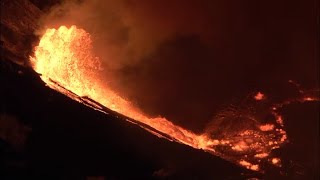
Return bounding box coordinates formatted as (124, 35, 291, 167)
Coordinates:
(231, 141, 249, 151)
(254, 92, 265, 100)
(303, 97, 319, 101)
(271, 158, 281, 167)
(30, 25, 292, 171)
(272, 158, 280, 164)
(276, 116, 284, 126)
(259, 124, 275, 131)
(254, 153, 269, 158)
(239, 160, 259, 171)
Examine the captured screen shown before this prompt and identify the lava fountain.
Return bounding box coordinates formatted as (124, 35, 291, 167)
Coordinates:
(30, 25, 308, 172)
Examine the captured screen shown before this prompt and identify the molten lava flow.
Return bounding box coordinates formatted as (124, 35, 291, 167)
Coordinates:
(30, 25, 208, 150)
(30, 25, 317, 172)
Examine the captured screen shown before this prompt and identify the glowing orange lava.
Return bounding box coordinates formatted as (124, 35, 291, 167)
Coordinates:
(271, 158, 281, 167)
(254, 92, 265, 100)
(30, 25, 291, 171)
(259, 124, 275, 131)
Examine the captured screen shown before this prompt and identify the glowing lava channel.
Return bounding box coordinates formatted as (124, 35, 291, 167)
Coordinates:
(30, 25, 213, 149)
(30, 26, 294, 172)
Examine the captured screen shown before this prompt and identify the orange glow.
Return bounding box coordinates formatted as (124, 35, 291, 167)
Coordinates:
(272, 158, 279, 164)
(271, 157, 281, 167)
(254, 153, 269, 158)
(259, 124, 274, 131)
(274, 114, 284, 126)
(304, 97, 313, 101)
(254, 92, 265, 100)
(239, 160, 259, 171)
(231, 141, 249, 151)
(30, 26, 289, 171)
(303, 97, 319, 101)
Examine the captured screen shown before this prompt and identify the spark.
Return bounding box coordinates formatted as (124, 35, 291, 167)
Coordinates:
(254, 92, 265, 101)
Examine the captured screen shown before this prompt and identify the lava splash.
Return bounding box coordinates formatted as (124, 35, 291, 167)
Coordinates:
(30, 25, 295, 172)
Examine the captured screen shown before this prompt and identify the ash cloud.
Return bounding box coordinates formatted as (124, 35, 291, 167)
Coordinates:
(36, 0, 318, 132)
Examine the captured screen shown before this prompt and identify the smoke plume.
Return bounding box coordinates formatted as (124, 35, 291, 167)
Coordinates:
(36, 0, 318, 132)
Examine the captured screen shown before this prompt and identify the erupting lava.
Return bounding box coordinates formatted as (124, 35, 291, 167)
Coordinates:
(30, 25, 317, 172)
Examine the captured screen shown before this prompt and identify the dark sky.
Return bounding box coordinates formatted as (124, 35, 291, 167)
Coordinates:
(37, 0, 318, 132)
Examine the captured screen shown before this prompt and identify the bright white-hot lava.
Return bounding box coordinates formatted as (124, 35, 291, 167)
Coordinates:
(30, 25, 316, 172)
